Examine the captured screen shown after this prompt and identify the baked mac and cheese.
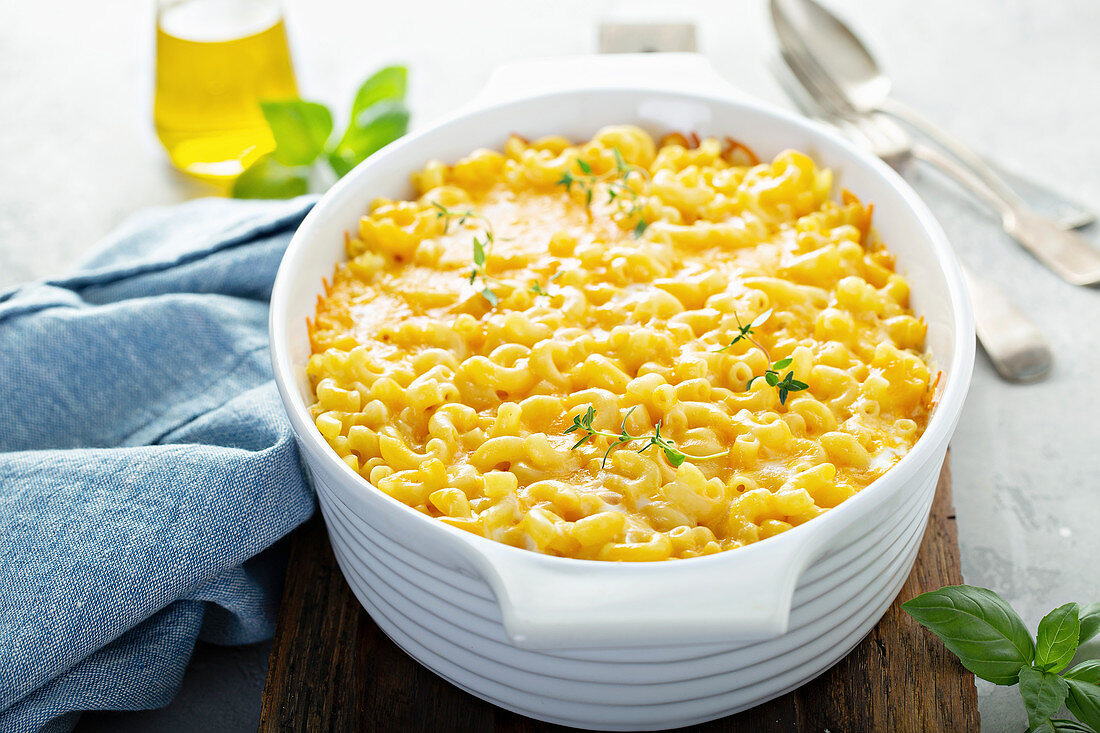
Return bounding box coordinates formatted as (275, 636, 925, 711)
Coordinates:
(307, 126, 933, 561)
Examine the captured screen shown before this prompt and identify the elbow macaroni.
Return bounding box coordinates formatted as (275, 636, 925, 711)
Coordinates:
(307, 126, 934, 562)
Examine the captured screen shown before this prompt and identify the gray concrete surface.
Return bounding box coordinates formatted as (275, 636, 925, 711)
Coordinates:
(3, 0, 1097, 730)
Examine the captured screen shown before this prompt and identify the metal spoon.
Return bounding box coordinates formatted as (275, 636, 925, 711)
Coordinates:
(771, 0, 1100, 286)
(770, 53, 1053, 382)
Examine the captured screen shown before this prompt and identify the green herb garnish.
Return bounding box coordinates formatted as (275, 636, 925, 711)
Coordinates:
(565, 405, 727, 469)
(721, 308, 808, 405)
(234, 65, 410, 198)
(904, 586, 1100, 733)
(716, 308, 773, 352)
(746, 357, 809, 405)
(529, 271, 563, 297)
(432, 202, 499, 307)
(556, 147, 650, 237)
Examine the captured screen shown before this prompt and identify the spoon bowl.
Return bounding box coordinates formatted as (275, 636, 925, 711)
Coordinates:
(770, 0, 891, 111)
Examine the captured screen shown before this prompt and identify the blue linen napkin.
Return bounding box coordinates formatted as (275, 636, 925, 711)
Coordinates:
(0, 196, 320, 732)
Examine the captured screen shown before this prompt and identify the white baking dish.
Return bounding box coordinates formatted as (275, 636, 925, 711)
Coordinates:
(269, 54, 974, 730)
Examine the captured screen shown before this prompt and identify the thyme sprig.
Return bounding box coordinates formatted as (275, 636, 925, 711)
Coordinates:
(432, 202, 500, 307)
(717, 308, 809, 405)
(529, 271, 563, 297)
(565, 405, 727, 468)
(715, 308, 773, 353)
(557, 148, 651, 237)
(747, 357, 809, 405)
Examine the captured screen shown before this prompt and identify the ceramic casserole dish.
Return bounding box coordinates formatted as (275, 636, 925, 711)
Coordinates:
(269, 55, 975, 730)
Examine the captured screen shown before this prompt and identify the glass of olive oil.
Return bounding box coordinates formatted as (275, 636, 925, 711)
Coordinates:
(154, 0, 298, 182)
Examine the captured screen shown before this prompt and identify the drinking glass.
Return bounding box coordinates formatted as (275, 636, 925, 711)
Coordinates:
(154, 0, 298, 181)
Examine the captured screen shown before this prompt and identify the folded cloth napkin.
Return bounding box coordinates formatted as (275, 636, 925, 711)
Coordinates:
(0, 196, 319, 732)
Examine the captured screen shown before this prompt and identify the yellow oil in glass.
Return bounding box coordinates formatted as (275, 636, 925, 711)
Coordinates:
(154, 0, 298, 182)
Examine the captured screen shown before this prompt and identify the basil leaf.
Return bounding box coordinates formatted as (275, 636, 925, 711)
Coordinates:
(328, 100, 410, 177)
(902, 585, 1034, 685)
(1036, 602, 1080, 672)
(1019, 666, 1069, 730)
(1065, 659, 1100, 685)
(350, 65, 407, 120)
(261, 100, 333, 166)
(1050, 720, 1095, 733)
(231, 155, 309, 199)
(1079, 602, 1100, 644)
(1065, 679, 1100, 731)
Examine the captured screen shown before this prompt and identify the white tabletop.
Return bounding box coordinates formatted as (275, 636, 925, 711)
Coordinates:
(4, 1, 1098, 731)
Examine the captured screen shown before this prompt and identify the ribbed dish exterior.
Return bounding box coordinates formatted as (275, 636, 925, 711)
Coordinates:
(268, 73, 975, 731)
(304, 433, 944, 731)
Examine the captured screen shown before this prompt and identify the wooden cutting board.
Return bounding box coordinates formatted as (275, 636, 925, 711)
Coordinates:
(258, 460, 978, 731)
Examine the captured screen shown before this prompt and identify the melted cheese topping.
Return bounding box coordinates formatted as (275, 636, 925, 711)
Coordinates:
(307, 126, 932, 561)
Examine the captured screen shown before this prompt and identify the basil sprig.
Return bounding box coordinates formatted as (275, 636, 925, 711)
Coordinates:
(233, 65, 410, 199)
(904, 585, 1100, 732)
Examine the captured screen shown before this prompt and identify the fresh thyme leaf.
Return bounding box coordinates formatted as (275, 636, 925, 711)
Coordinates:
(773, 356, 793, 370)
(472, 236, 487, 267)
(555, 150, 651, 239)
(435, 203, 500, 308)
(717, 308, 773, 352)
(776, 370, 809, 404)
(612, 147, 628, 173)
(765, 371, 779, 387)
(566, 407, 725, 469)
(750, 308, 774, 329)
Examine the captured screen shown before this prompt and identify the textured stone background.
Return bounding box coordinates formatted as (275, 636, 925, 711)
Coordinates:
(3, 1, 1097, 730)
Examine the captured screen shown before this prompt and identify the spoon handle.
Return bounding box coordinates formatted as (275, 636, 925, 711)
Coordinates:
(960, 265, 1053, 383)
(879, 97, 1027, 208)
(909, 138, 1100, 286)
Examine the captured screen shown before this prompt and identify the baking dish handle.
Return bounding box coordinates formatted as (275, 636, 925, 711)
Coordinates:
(469, 532, 820, 650)
(466, 52, 752, 111)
